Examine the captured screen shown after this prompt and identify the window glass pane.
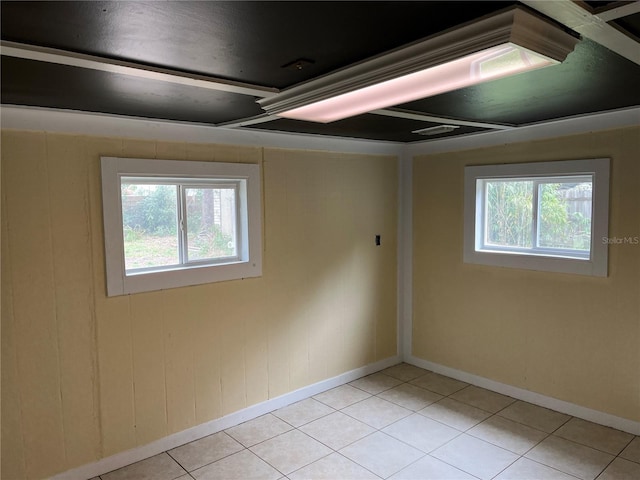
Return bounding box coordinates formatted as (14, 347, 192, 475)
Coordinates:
(538, 180, 592, 251)
(485, 180, 533, 248)
(185, 187, 238, 262)
(121, 183, 179, 270)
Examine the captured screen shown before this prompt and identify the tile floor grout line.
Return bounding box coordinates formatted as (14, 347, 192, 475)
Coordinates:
(487, 454, 520, 480)
(332, 450, 385, 479)
(168, 429, 252, 474)
(494, 406, 571, 435)
(618, 434, 636, 453)
(248, 440, 294, 479)
(283, 443, 335, 480)
(550, 430, 630, 457)
(521, 433, 619, 480)
(164, 448, 192, 474)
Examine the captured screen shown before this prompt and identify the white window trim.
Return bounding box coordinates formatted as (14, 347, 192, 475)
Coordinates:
(463, 158, 609, 276)
(101, 157, 262, 296)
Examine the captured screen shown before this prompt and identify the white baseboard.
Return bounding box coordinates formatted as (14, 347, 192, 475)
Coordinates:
(48, 355, 400, 480)
(407, 355, 640, 436)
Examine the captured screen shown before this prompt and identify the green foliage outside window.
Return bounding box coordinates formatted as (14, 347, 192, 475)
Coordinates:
(486, 180, 592, 251)
(486, 181, 533, 247)
(121, 184, 235, 269)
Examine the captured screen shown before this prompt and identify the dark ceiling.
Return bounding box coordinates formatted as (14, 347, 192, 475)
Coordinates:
(2, 1, 639, 143)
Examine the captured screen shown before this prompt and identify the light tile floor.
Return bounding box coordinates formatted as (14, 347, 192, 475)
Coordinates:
(94, 364, 640, 480)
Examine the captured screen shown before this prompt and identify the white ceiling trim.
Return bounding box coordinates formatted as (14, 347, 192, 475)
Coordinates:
(0, 105, 402, 156)
(595, 2, 640, 22)
(0, 40, 278, 98)
(3, 105, 638, 159)
(371, 108, 515, 130)
(215, 114, 279, 128)
(406, 107, 640, 156)
(521, 0, 640, 65)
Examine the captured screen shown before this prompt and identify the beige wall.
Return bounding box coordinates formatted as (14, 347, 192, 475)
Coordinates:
(1, 131, 398, 479)
(412, 126, 640, 423)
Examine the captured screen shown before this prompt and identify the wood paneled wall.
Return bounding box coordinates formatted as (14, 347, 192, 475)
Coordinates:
(412, 127, 640, 423)
(1, 132, 398, 479)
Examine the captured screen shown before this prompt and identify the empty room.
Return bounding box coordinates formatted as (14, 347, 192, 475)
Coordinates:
(1, 1, 639, 479)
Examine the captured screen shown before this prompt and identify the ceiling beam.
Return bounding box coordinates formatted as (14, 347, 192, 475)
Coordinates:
(521, 0, 640, 65)
(370, 108, 515, 130)
(0, 40, 278, 98)
(595, 1, 640, 22)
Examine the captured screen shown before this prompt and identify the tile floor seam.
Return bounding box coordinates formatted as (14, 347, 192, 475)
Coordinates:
(593, 455, 619, 480)
(513, 420, 554, 434)
(619, 435, 636, 453)
(297, 426, 335, 448)
(413, 431, 469, 473)
(164, 449, 189, 473)
(257, 453, 289, 478)
(421, 453, 486, 480)
(549, 431, 629, 458)
(311, 397, 337, 409)
(523, 457, 584, 480)
(526, 436, 618, 480)
(296, 420, 365, 452)
(497, 401, 574, 435)
(279, 410, 335, 429)
(622, 453, 640, 465)
(188, 442, 249, 475)
(251, 428, 334, 476)
(472, 410, 556, 458)
(488, 455, 519, 480)
(428, 445, 496, 480)
(332, 450, 385, 479)
(339, 430, 427, 478)
(284, 447, 335, 478)
(549, 415, 574, 434)
(337, 397, 413, 430)
(415, 404, 471, 433)
(385, 452, 427, 478)
(173, 470, 189, 480)
(382, 412, 467, 455)
(441, 394, 511, 416)
(169, 443, 249, 474)
(246, 443, 291, 478)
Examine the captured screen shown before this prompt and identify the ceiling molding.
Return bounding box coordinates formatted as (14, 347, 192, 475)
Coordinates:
(406, 107, 640, 156)
(0, 105, 403, 156)
(0, 40, 278, 97)
(3, 105, 637, 159)
(216, 114, 278, 129)
(370, 108, 515, 130)
(521, 0, 640, 65)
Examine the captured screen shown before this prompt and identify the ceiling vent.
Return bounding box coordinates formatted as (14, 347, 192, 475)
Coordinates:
(412, 125, 460, 136)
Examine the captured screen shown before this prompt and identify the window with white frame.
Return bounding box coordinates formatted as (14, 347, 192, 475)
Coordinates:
(463, 158, 609, 276)
(101, 157, 262, 296)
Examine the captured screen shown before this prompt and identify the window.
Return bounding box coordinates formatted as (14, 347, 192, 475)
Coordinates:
(464, 158, 609, 276)
(101, 157, 262, 296)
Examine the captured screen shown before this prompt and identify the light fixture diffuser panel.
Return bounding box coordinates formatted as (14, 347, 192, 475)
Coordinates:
(258, 6, 578, 123)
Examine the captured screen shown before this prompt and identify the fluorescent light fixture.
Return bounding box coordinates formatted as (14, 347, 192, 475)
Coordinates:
(258, 7, 579, 123)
